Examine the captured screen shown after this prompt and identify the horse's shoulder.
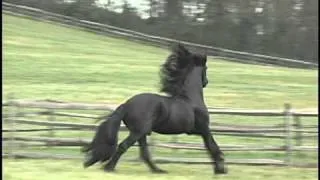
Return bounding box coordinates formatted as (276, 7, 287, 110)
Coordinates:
(193, 106, 209, 119)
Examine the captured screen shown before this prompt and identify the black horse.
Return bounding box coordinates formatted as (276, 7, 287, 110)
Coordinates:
(82, 44, 227, 174)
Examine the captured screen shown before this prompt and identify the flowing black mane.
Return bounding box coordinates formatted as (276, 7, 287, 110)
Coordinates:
(160, 44, 206, 97)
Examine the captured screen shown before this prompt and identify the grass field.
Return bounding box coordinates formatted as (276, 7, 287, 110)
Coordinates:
(3, 159, 318, 180)
(3, 14, 318, 109)
(2, 14, 318, 180)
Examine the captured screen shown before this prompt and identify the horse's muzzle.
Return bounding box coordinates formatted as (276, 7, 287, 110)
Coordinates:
(203, 80, 208, 88)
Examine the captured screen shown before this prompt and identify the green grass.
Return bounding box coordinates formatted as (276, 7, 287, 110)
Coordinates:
(3, 14, 318, 109)
(3, 159, 318, 180)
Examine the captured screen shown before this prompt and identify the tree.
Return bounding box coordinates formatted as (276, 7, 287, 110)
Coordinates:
(298, 0, 318, 61)
(164, 0, 183, 21)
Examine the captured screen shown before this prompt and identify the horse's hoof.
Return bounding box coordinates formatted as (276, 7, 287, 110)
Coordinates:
(83, 157, 98, 168)
(103, 168, 115, 173)
(152, 169, 168, 174)
(214, 169, 228, 175)
(214, 166, 228, 175)
(83, 162, 90, 168)
(103, 165, 116, 173)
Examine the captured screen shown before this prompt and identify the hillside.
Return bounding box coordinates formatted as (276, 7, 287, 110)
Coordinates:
(3, 14, 318, 108)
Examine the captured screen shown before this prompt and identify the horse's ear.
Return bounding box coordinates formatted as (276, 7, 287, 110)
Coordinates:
(172, 43, 190, 57)
(202, 53, 207, 64)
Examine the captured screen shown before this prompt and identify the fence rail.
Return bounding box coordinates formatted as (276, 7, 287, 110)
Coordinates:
(2, 99, 318, 167)
(2, 118, 318, 135)
(3, 152, 295, 167)
(2, 100, 317, 116)
(3, 136, 317, 152)
(3, 2, 318, 69)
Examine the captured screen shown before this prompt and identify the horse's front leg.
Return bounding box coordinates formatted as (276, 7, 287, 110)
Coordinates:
(200, 128, 227, 174)
(193, 109, 227, 174)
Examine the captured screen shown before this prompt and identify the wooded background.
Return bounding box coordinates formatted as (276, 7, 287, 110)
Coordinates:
(4, 0, 318, 64)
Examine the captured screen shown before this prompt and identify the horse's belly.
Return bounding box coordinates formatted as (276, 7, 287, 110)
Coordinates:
(151, 99, 195, 134)
(152, 127, 187, 134)
(152, 118, 195, 134)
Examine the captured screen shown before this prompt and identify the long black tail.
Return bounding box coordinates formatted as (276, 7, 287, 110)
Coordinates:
(82, 104, 125, 168)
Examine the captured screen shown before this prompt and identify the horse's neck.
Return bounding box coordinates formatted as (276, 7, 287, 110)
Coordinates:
(186, 89, 205, 107)
(184, 67, 206, 108)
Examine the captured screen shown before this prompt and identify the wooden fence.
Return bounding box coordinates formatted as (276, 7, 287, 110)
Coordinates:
(2, 2, 318, 69)
(2, 99, 318, 168)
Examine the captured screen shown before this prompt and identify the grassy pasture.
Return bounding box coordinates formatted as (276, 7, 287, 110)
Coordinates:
(3, 14, 318, 108)
(3, 159, 318, 180)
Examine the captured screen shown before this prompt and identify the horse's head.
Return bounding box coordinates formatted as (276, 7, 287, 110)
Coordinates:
(192, 53, 208, 88)
(160, 43, 209, 97)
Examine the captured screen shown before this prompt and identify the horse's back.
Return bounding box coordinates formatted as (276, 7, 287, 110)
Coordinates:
(125, 93, 165, 109)
(122, 93, 166, 133)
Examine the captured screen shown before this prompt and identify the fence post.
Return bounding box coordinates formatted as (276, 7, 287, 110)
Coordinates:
(283, 103, 293, 165)
(47, 109, 55, 146)
(171, 135, 178, 153)
(293, 116, 303, 146)
(149, 135, 155, 155)
(7, 94, 16, 159)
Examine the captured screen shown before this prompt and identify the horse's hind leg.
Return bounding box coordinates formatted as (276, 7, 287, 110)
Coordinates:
(103, 132, 142, 172)
(138, 135, 167, 173)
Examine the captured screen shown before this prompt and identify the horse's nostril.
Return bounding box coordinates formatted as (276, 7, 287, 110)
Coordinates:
(203, 80, 208, 87)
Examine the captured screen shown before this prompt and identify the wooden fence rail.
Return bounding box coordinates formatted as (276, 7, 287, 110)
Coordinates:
(3, 136, 317, 152)
(2, 99, 318, 167)
(2, 118, 318, 137)
(3, 152, 294, 167)
(2, 2, 318, 69)
(3, 109, 317, 130)
(2, 100, 317, 116)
